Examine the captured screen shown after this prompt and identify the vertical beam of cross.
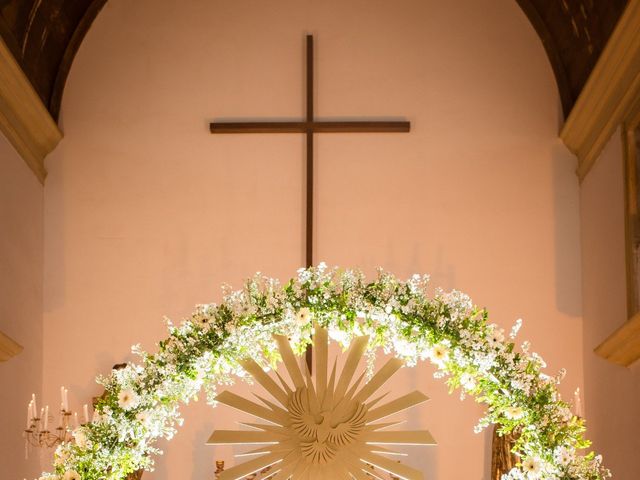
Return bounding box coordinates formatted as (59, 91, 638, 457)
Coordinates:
(305, 35, 314, 269)
(210, 35, 411, 371)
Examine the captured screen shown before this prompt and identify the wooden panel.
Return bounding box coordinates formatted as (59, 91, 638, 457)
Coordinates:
(594, 94, 640, 367)
(594, 311, 640, 366)
(0, 330, 23, 362)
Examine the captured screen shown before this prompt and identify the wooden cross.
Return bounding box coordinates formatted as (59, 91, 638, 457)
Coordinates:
(210, 34, 411, 369)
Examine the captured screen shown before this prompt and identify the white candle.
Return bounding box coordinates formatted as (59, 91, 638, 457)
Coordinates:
(26, 402, 31, 429)
(574, 388, 584, 417)
(83, 404, 89, 424)
(63, 388, 69, 411)
(31, 394, 37, 417)
(73, 412, 78, 429)
(43, 405, 49, 431)
(60, 387, 65, 411)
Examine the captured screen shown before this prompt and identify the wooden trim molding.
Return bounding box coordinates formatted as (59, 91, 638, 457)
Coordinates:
(595, 99, 640, 367)
(560, 0, 640, 182)
(595, 312, 640, 367)
(0, 36, 62, 184)
(0, 330, 23, 362)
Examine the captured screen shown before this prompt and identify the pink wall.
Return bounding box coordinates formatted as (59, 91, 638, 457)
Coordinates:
(579, 131, 640, 479)
(41, 0, 583, 478)
(0, 132, 43, 479)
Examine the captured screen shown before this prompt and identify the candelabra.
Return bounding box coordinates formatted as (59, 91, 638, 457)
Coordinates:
(22, 387, 91, 459)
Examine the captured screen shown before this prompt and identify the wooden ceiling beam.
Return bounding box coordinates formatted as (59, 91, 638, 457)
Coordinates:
(561, 0, 640, 181)
(0, 36, 62, 184)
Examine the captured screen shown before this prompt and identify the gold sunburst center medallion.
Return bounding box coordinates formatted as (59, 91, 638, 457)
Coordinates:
(207, 324, 436, 480)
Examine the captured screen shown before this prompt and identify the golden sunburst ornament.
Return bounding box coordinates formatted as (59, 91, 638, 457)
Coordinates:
(207, 324, 436, 480)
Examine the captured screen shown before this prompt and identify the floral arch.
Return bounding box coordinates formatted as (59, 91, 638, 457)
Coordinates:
(47, 265, 609, 480)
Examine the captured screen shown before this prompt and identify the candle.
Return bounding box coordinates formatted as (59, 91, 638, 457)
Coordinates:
(574, 388, 583, 417)
(73, 412, 78, 429)
(63, 388, 69, 412)
(31, 394, 37, 417)
(43, 405, 49, 431)
(26, 402, 31, 429)
(83, 404, 89, 424)
(60, 387, 65, 411)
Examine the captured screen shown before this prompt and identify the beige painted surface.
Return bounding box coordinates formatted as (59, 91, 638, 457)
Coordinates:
(42, 0, 582, 478)
(0, 131, 43, 478)
(580, 131, 640, 479)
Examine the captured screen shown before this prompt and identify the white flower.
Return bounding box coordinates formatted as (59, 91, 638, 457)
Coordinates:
(136, 410, 151, 425)
(429, 344, 450, 366)
(487, 325, 505, 348)
(117, 388, 139, 410)
(554, 446, 575, 466)
(460, 372, 476, 390)
(328, 328, 349, 345)
(522, 457, 541, 477)
(63, 471, 81, 480)
(54, 446, 69, 466)
(504, 406, 525, 420)
(295, 307, 311, 326)
(73, 428, 89, 449)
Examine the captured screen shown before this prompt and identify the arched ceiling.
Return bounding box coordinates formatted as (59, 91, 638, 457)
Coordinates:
(0, 0, 629, 121)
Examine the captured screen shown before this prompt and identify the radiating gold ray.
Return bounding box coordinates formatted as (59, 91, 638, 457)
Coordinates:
(364, 430, 437, 445)
(274, 334, 305, 389)
(333, 336, 369, 400)
(240, 358, 290, 407)
(321, 359, 337, 410)
(252, 393, 291, 419)
(356, 449, 424, 480)
(218, 451, 283, 480)
(353, 358, 403, 403)
(364, 420, 405, 431)
(274, 370, 294, 396)
(302, 362, 320, 414)
(337, 453, 373, 480)
(206, 430, 283, 445)
(237, 422, 284, 432)
(341, 371, 366, 404)
(215, 391, 289, 426)
(236, 439, 299, 458)
(314, 324, 328, 399)
(366, 391, 429, 422)
(365, 391, 390, 409)
(369, 445, 408, 457)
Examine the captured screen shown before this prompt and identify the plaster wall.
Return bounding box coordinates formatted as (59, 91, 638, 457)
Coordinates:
(41, 0, 583, 478)
(579, 131, 640, 479)
(0, 132, 44, 479)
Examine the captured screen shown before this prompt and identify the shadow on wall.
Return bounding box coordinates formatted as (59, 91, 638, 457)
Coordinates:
(552, 142, 581, 316)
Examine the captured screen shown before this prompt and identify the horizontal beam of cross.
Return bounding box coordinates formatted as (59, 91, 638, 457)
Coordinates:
(210, 121, 410, 134)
